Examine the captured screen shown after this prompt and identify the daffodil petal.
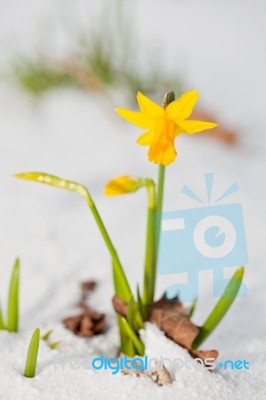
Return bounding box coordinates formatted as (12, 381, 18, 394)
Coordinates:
(175, 127, 182, 137)
(148, 143, 177, 166)
(166, 90, 198, 121)
(116, 108, 153, 129)
(104, 175, 141, 196)
(136, 130, 154, 146)
(137, 92, 165, 119)
(178, 120, 218, 134)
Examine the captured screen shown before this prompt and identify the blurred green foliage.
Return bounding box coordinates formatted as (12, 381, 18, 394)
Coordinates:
(11, 1, 183, 104)
(13, 59, 75, 96)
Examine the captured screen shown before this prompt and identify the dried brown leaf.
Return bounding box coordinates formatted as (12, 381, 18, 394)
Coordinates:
(192, 109, 237, 145)
(112, 295, 218, 362)
(62, 309, 105, 337)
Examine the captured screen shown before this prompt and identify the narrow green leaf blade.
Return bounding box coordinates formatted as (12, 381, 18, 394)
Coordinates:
(136, 284, 146, 320)
(121, 317, 145, 356)
(41, 329, 53, 341)
(193, 266, 245, 349)
(24, 328, 40, 378)
(112, 260, 132, 303)
(14, 172, 92, 204)
(117, 316, 135, 357)
(127, 295, 135, 328)
(0, 305, 5, 330)
(135, 308, 144, 330)
(7, 258, 20, 332)
(188, 298, 198, 319)
(126, 292, 144, 331)
(49, 340, 61, 349)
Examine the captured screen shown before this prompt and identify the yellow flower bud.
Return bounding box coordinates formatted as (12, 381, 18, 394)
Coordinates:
(104, 175, 141, 196)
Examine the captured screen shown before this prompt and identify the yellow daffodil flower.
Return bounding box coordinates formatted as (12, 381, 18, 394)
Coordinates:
(104, 175, 141, 196)
(116, 90, 218, 166)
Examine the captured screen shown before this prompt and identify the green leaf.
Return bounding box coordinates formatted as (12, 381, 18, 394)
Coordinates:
(127, 293, 144, 331)
(15, 171, 93, 204)
(0, 305, 5, 330)
(193, 266, 245, 349)
(136, 284, 146, 320)
(7, 258, 20, 332)
(121, 317, 145, 356)
(41, 329, 53, 341)
(117, 316, 135, 357)
(24, 328, 40, 378)
(49, 340, 61, 349)
(112, 260, 132, 303)
(188, 298, 198, 319)
(135, 308, 144, 331)
(127, 295, 135, 328)
(15, 172, 132, 303)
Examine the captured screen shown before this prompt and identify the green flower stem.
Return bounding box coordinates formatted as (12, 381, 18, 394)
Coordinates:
(155, 91, 175, 252)
(152, 92, 176, 303)
(15, 172, 132, 303)
(143, 181, 156, 307)
(155, 164, 165, 253)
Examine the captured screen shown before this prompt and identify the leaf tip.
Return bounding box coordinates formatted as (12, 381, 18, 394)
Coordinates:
(13, 172, 27, 179)
(236, 265, 245, 279)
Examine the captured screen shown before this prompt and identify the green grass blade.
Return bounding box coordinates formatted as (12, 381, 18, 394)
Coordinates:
(193, 266, 245, 349)
(126, 294, 144, 331)
(121, 317, 145, 356)
(24, 328, 40, 378)
(127, 295, 135, 328)
(7, 258, 20, 332)
(188, 298, 198, 319)
(0, 305, 5, 330)
(136, 284, 145, 320)
(117, 316, 135, 356)
(112, 262, 142, 356)
(49, 340, 61, 349)
(135, 308, 144, 330)
(112, 260, 132, 303)
(41, 329, 53, 341)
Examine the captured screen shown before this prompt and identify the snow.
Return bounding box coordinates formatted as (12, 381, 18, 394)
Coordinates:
(0, 323, 265, 400)
(0, 0, 266, 399)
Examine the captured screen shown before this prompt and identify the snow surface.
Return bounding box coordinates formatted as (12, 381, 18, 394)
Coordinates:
(0, 0, 266, 399)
